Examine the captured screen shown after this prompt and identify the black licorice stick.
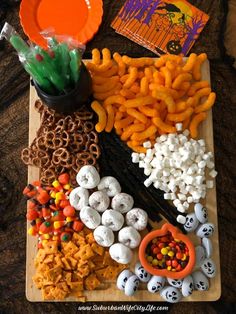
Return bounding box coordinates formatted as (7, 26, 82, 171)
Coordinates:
(98, 131, 185, 232)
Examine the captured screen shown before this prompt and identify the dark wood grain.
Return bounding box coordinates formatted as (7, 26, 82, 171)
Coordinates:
(0, 0, 236, 313)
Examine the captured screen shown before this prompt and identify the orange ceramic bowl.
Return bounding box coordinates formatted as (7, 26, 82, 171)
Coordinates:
(139, 223, 195, 279)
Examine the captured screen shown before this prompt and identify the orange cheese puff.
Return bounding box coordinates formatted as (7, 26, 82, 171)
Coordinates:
(166, 60, 176, 71)
(122, 56, 154, 67)
(127, 108, 148, 124)
(118, 105, 127, 112)
(127, 143, 147, 153)
(105, 104, 115, 132)
(186, 97, 195, 107)
(92, 48, 101, 65)
(92, 75, 119, 85)
(115, 128, 122, 135)
(120, 88, 136, 99)
(94, 83, 122, 100)
(99, 65, 118, 77)
(171, 66, 183, 80)
(104, 95, 126, 106)
(114, 116, 134, 129)
(102, 48, 111, 62)
(187, 80, 210, 96)
(167, 107, 193, 122)
(120, 74, 129, 83)
(152, 90, 175, 113)
(180, 81, 191, 91)
(154, 57, 166, 68)
(121, 124, 146, 141)
(131, 125, 157, 141)
(152, 117, 176, 133)
(189, 112, 207, 138)
(139, 105, 159, 117)
(192, 87, 211, 106)
(113, 52, 126, 76)
(144, 67, 153, 81)
(182, 116, 191, 129)
(91, 101, 107, 132)
(172, 73, 192, 89)
(127, 140, 143, 147)
(149, 84, 179, 100)
(115, 111, 124, 121)
(193, 53, 207, 81)
(182, 53, 197, 72)
(140, 77, 149, 96)
(124, 67, 138, 89)
(195, 92, 216, 113)
(86, 60, 113, 73)
(92, 77, 119, 93)
(137, 71, 144, 79)
(130, 83, 140, 94)
(175, 101, 187, 113)
(124, 95, 154, 108)
(153, 71, 165, 85)
(160, 67, 172, 88)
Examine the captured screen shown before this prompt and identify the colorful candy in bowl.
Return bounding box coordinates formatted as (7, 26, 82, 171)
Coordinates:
(139, 223, 195, 279)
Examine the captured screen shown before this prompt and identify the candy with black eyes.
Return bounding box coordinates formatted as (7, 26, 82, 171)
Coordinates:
(202, 237, 213, 258)
(192, 271, 209, 291)
(196, 223, 215, 238)
(147, 276, 165, 293)
(184, 213, 199, 233)
(195, 245, 206, 267)
(182, 275, 194, 297)
(201, 258, 216, 278)
(117, 269, 133, 290)
(124, 275, 140, 296)
(160, 286, 182, 303)
(134, 262, 151, 282)
(167, 277, 183, 288)
(194, 203, 208, 224)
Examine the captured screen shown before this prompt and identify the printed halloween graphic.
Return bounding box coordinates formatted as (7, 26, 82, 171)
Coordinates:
(111, 0, 209, 56)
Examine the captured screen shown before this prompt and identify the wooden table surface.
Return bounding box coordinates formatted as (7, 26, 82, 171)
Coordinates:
(0, 1, 235, 313)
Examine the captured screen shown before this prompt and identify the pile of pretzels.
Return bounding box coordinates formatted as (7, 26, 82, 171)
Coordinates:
(69, 165, 148, 264)
(21, 100, 100, 185)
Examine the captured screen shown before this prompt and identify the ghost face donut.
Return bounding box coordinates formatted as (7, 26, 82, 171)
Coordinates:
(69, 187, 89, 210)
(93, 225, 114, 247)
(97, 176, 121, 197)
(111, 193, 134, 214)
(79, 206, 101, 229)
(117, 269, 133, 291)
(102, 209, 124, 231)
(125, 208, 148, 231)
(76, 165, 100, 189)
(118, 226, 141, 249)
(89, 191, 110, 212)
(109, 243, 133, 264)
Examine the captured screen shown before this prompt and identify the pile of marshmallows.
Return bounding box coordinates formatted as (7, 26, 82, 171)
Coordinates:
(69, 165, 148, 264)
(132, 125, 217, 222)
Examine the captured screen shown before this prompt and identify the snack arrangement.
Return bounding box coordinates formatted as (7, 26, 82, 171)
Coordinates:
(14, 45, 219, 302)
(87, 49, 216, 153)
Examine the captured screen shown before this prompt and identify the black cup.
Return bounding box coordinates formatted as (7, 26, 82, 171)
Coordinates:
(33, 62, 92, 114)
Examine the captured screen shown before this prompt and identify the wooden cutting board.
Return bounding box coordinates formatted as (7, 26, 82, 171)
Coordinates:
(26, 60, 221, 302)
